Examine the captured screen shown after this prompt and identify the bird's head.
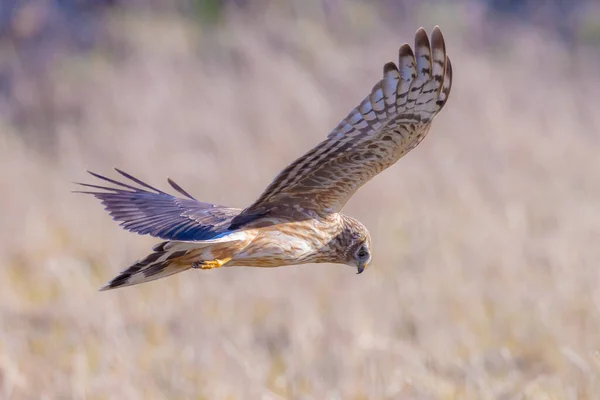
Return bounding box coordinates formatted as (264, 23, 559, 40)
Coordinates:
(339, 215, 372, 274)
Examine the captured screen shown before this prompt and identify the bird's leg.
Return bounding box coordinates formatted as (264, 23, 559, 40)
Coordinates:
(192, 257, 232, 270)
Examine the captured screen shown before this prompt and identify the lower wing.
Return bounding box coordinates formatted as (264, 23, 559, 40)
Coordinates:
(74, 168, 241, 241)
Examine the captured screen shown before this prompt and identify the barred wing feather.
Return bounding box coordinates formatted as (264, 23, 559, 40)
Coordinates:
(231, 26, 453, 228)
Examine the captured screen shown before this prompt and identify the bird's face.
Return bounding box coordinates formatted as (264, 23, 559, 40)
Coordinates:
(352, 239, 372, 274)
(335, 215, 372, 274)
(341, 226, 372, 274)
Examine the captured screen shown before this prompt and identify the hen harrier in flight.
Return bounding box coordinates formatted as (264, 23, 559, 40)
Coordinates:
(77, 26, 453, 290)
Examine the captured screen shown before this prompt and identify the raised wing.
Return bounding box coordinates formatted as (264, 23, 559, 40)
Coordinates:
(75, 169, 241, 240)
(230, 26, 452, 229)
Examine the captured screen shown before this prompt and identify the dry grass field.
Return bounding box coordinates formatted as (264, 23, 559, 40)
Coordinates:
(2, 2, 600, 399)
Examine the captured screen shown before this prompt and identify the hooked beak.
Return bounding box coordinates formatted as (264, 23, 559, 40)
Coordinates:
(356, 262, 368, 274)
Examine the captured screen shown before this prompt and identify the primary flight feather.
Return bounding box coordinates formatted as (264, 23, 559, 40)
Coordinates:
(76, 26, 453, 290)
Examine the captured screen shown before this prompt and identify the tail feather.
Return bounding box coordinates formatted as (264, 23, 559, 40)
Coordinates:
(100, 245, 192, 291)
(100, 231, 254, 291)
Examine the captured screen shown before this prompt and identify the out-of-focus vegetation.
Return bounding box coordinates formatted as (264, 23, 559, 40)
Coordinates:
(2, 0, 600, 398)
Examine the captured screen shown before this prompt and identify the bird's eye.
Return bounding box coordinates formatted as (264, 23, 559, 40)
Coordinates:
(357, 247, 368, 258)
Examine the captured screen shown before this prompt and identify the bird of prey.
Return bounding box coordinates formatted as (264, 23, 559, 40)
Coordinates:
(77, 26, 453, 291)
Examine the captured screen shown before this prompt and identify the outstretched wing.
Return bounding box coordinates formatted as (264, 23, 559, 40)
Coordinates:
(75, 169, 241, 241)
(230, 26, 452, 229)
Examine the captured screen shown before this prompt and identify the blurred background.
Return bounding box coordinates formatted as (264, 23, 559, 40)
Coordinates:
(2, 0, 600, 398)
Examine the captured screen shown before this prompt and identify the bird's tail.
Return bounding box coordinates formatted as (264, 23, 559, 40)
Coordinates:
(100, 230, 254, 291)
(100, 241, 199, 291)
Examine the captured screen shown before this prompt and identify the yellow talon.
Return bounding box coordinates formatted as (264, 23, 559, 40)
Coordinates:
(193, 257, 232, 270)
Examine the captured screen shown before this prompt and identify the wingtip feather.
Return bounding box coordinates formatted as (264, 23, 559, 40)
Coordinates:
(414, 27, 430, 49)
(383, 61, 398, 74)
(430, 25, 446, 54)
(398, 43, 414, 59)
(114, 168, 166, 194)
(167, 177, 197, 200)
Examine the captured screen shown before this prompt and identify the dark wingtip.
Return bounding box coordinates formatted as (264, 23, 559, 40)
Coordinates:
(114, 168, 166, 194)
(167, 177, 197, 200)
(399, 43, 414, 59)
(431, 25, 446, 54)
(72, 181, 91, 194)
(383, 61, 398, 74)
(414, 27, 430, 49)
